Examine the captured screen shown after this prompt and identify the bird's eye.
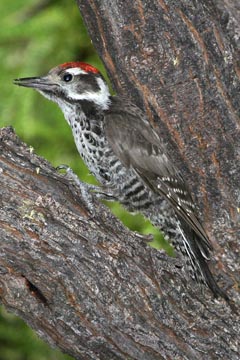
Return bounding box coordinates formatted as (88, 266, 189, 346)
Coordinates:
(63, 73, 73, 82)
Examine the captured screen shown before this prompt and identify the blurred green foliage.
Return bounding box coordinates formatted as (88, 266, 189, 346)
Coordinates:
(0, 0, 172, 359)
(0, 307, 73, 360)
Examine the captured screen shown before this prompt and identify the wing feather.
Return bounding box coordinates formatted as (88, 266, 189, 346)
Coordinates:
(104, 101, 213, 256)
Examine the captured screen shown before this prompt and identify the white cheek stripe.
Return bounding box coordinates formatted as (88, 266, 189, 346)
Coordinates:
(68, 77, 111, 110)
(67, 68, 87, 75)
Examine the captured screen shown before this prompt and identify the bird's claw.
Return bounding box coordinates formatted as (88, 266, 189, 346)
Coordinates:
(56, 164, 96, 214)
(56, 165, 117, 215)
(56, 164, 70, 172)
(134, 232, 154, 242)
(56, 164, 80, 182)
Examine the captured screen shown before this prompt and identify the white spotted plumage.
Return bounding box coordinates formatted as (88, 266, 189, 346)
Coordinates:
(14, 61, 229, 301)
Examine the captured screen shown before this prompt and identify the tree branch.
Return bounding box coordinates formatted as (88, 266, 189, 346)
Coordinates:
(0, 127, 239, 359)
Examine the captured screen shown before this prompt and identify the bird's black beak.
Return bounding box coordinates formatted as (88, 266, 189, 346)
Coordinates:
(13, 76, 56, 91)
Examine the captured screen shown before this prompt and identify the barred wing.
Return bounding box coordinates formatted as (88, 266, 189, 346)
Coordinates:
(104, 106, 213, 257)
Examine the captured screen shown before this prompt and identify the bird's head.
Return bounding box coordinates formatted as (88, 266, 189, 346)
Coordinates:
(14, 62, 111, 110)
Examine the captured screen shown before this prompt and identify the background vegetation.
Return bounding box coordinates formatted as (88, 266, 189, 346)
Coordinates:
(1, 0, 170, 358)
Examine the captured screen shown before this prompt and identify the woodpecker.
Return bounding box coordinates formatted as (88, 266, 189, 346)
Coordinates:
(14, 62, 228, 301)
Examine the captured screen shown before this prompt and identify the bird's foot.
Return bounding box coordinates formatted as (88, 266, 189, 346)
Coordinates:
(56, 165, 117, 214)
(134, 232, 154, 242)
(57, 164, 97, 214)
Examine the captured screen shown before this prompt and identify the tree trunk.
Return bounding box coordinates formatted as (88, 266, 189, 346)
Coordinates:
(77, 0, 240, 246)
(1, 0, 240, 359)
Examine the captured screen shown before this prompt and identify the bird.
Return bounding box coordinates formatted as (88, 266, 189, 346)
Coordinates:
(14, 61, 229, 301)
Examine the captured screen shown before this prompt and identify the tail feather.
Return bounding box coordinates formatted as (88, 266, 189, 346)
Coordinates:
(195, 247, 229, 301)
(176, 221, 229, 301)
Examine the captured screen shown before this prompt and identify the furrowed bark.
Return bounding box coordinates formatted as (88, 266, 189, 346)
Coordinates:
(0, 125, 238, 360)
(77, 0, 240, 247)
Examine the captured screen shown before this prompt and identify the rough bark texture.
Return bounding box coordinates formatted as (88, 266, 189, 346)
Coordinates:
(1, 0, 240, 359)
(0, 126, 239, 359)
(77, 0, 240, 247)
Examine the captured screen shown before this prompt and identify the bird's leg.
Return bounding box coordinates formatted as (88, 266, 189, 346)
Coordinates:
(91, 186, 118, 202)
(57, 165, 96, 213)
(134, 232, 154, 242)
(56, 165, 117, 214)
